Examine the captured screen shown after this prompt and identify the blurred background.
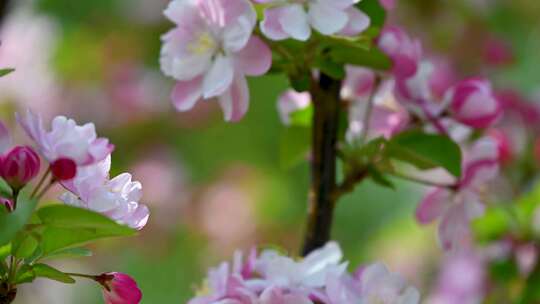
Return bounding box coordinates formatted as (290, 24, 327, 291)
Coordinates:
(0, 0, 538, 302)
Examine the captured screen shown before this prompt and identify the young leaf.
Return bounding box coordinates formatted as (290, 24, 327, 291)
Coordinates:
(289, 106, 313, 127)
(12, 233, 39, 259)
(0, 187, 39, 245)
(385, 131, 462, 177)
(0, 177, 12, 198)
(279, 126, 311, 169)
(330, 46, 391, 70)
(0, 243, 11, 260)
(355, 0, 386, 34)
(0, 68, 15, 77)
(13, 264, 35, 284)
(32, 263, 75, 284)
(40, 247, 93, 261)
(37, 205, 136, 254)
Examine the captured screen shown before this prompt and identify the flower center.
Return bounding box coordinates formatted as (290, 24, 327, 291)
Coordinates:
(188, 32, 217, 55)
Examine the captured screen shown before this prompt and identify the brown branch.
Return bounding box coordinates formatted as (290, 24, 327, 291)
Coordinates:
(301, 73, 341, 256)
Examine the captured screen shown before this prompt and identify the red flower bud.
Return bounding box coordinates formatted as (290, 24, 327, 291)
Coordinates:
(50, 158, 77, 181)
(1, 146, 40, 190)
(96, 272, 142, 304)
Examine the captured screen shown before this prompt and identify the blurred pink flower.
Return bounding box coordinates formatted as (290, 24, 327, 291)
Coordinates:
(0, 7, 60, 119)
(97, 272, 142, 304)
(427, 253, 485, 304)
(258, 0, 369, 41)
(160, 0, 271, 122)
(379, 0, 396, 10)
(416, 137, 499, 252)
(277, 90, 311, 125)
(378, 26, 423, 81)
(445, 78, 501, 129)
(482, 37, 514, 66)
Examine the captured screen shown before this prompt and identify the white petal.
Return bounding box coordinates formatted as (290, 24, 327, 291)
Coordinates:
(279, 4, 311, 41)
(202, 55, 235, 98)
(308, 2, 349, 35)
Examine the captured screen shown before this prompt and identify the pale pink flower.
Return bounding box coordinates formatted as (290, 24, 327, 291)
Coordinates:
(259, 286, 313, 304)
(445, 78, 501, 129)
(427, 253, 485, 304)
(160, 0, 271, 122)
(258, 0, 369, 41)
(416, 137, 499, 252)
(60, 156, 150, 230)
(378, 26, 423, 80)
(17, 110, 114, 166)
(97, 272, 142, 304)
(277, 90, 311, 125)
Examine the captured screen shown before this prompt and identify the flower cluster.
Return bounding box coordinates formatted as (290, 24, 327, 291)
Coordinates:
(17, 110, 149, 230)
(188, 242, 420, 304)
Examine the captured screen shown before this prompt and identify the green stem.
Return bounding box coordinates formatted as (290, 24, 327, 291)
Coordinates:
(30, 167, 51, 199)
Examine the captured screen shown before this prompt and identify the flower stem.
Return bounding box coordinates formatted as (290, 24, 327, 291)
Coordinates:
(301, 73, 341, 256)
(30, 167, 51, 199)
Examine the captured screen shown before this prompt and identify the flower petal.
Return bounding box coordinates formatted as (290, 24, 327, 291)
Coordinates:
(308, 2, 349, 35)
(218, 75, 250, 122)
(416, 188, 451, 224)
(171, 76, 203, 112)
(202, 55, 235, 98)
(235, 36, 272, 76)
(280, 4, 311, 41)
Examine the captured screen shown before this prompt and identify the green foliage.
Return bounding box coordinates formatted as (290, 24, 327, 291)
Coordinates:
(0, 188, 38, 246)
(472, 208, 513, 243)
(32, 264, 75, 284)
(11, 233, 39, 259)
(40, 247, 93, 261)
(289, 106, 313, 127)
(36, 205, 136, 255)
(0, 68, 15, 78)
(355, 0, 387, 36)
(385, 131, 462, 177)
(279, 126, 311, 169)
(0, 177, 12, 199)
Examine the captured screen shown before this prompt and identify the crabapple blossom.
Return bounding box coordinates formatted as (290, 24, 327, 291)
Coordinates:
(17, 110, 114, 169)
(258, 0, 370, 41)
(160, 0, 272, 122)
(1, 146, 40, 190)
(427, 253, 485, 304)
(445, 78, 501, 129)
(378, 26, 422, 81)
(416, 137, 499, 252)
(277, 90, 311, 125)
(96, 272, 142, 304)
(60, 156, 150, 230)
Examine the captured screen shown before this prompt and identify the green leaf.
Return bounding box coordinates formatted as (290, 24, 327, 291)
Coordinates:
(0, 177, 12, 198)
(13, 264, 35, 284)
(367, 165, 395, 189)
(472, 208, 512, 243)
(41, 247, 93, 261)
(12, 233, 38, 259)
(279, 126, 311, 169)
(0, 243, 11, 260)
(385, 131, 462, 177)
(289, 105, 313, 127)
(0, 68, 15, 77)
(289, 73, 311, 92)
(0, 187, 39, 245)
(37, 205, 136, 254)
(355, 0, 386, 34)
(32, 263, 75, 284)
(313, 57, 346, 79)
(330, 46, 391, 70)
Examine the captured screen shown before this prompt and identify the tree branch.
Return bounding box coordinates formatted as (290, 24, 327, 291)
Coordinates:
(301, 73, 341, 256)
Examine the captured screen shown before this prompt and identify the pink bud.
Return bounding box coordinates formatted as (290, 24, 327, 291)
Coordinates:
(51, 158, 77, 181)
(1, 146, 40, 190)
(97, 272, 142, 304)
(447, 78, 501, 129)
(488, 129, 512, 165)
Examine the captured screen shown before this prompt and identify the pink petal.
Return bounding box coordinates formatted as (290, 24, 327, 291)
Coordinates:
(416, 188, 451, 224)
(235, 36, 272, 76)
(202, 55, 235, 98)
(171, 77, 203, 112)
(218, 75, 250, 122)
(260, 6, 290, 40)
(308, 2, 349, 35)
(340, 7, 371, 36)
(280, 4, 311, 41)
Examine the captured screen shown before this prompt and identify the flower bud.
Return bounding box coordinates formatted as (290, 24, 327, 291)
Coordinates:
(447, 78, 501, 129)
(1, 146, 40, 190)
(96, 272, 142, 304)
(51, 158, 77, 181)
(489, 129, 512, 165)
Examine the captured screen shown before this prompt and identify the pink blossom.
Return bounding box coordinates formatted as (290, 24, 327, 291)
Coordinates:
(427, 253, 485, 304)
(160, 0, 272, 122)
(482, 37, 514, 66)
(445, 78, 501, 129)
(379, 0, 396, 10)
(17, 110, 114, 167)
(97, 272, 142, 304)
(1, 146, 40, 190)
(488, 129, 513, 164)
(378, 26, 423, 80)
(258, 0, 370, 41)
(416, 137, 499, 252)
(60, 156, 150, 230)
(277, 90, 311, 125)
(325, 262, 420, 304)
